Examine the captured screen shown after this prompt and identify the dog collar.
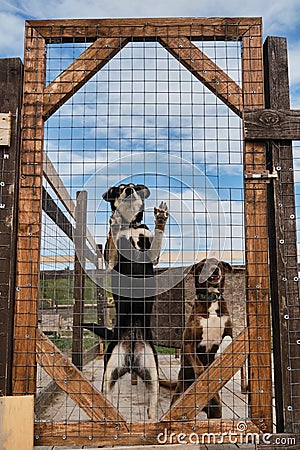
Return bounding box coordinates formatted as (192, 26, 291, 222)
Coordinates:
(197, 292, 221, 302)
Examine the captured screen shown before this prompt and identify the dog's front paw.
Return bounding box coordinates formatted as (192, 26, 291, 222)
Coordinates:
(154, 201, 169, 231)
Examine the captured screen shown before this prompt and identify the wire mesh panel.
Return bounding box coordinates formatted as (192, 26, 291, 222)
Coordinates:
(12, 18, 275, 447)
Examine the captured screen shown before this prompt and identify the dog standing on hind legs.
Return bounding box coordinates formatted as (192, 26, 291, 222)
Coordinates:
(101, 183, 168, 419)
(172, 258, 233, 418)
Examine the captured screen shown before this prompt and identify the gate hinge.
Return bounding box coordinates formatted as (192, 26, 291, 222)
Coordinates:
(244, 169, 278, 183)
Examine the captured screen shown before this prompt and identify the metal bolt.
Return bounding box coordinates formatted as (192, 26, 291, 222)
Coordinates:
(192, 425, 197, 431)
(290, 214, 295, 219)
(256, 285, 260, 289)
(284, 314, 289, 320)
(287, 366, 292, 371)
(140, 435, 145, 440)
(257, 336, 262, 341)
(276, 166, 282, 171)
(282, 277, 287, 282)
(287, 406, 293, 411)
(179, 44, 183, 48)
(114, 435, 118, 440)
(259, 389, 264, 393)
(50, 352, 54, 356)
(115, 424, 120, 430)
(62, 435, 67, 440)
(202, 69, 206, 73)
(88, 436, 93, 440)
(297, 340, 300, 345)
(252, 90, 256, 94)
(191, 58, 195, 63)
(294, 277, 299, 282)
(182, 415, 187, 419)
(35, 435, 39, 440)
(249, 36, 253, 40)
(279, 239, 284, 244)
(278, 203, 283, 207)
(16, 286, 21, 291)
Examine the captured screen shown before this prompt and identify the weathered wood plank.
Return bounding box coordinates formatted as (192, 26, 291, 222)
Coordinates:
(42, 186, 74, 240)
(159, 37, 243, 117)
(244, 109, 300, 140)
(43, 153, 98, 254)
(43, 36, 128, 118)
(160, 329, 249, 421)
(12, 26, 46, 395)
(28, 17, 261, 41)
(36, 328, 127, 428)
(34, 418, 260, 446)
(0, 58, 23, 396)
(0, 396, 34, 450)
(264, 36, 300, 434)
(72, 191, 87, 370)
(242, 26, 273, 433)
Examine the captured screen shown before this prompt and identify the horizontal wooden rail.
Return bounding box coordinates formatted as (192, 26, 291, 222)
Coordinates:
(244, 108, 300, 140)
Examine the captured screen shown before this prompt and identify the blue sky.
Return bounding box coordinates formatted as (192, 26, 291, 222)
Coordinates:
(1, 0, 299, 267)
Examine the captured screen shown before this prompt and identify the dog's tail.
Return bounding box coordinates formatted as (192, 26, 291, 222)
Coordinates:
(159, 378, 177, 390)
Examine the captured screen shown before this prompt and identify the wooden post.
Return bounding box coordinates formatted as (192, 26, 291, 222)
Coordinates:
(242, 23, 273, 432)
(72, 190, 87, 370)
(264, 36, 300, 434)
(0, 58, 23, 396)
(12, 25, 46, 395)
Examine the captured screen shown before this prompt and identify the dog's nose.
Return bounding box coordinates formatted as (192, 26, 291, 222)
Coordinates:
(125, 187, 134, 196)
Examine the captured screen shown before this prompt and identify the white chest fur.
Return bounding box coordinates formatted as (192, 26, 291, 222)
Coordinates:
(199, 301, 229, 352)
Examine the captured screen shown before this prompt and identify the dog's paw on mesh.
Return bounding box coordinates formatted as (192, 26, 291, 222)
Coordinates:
(154, 201, 169, 231)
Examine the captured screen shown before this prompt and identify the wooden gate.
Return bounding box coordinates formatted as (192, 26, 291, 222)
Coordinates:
(8, 17, 300, 447)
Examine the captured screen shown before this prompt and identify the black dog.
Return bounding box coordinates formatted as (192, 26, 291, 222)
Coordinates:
(101, 183, 168, 419)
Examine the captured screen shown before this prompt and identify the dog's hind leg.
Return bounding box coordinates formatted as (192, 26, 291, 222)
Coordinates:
(102, 341, 130, 404)
(134, 341, 159, 420)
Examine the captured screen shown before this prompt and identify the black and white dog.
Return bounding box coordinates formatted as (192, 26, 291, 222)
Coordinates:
(101, 183, 168, 419)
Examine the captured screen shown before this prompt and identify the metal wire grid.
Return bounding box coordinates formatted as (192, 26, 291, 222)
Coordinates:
(10, 20, 274, 444)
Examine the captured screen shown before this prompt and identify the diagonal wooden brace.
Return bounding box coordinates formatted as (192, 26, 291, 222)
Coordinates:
(43, 36, 129, 119)
(160, 328, 249, 421)
(159, 36, 243, 117)
(36, 328, 128, 430)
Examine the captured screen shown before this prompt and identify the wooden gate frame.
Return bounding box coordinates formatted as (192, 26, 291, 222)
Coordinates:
(11, 17, 287, 446)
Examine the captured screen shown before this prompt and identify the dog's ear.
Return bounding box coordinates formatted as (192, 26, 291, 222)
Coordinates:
(135, 184, 150, 199)
(220, 261, 232, 272)
(102, 186, 119, 202)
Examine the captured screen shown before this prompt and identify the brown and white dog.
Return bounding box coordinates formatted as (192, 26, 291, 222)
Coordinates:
(172, 258, 233, 418)
(101, 183, 169, 419)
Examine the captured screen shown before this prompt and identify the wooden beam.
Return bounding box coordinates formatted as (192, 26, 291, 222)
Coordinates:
(244, 109, 300, 140)
(12, 25, 46, 396)
(0, 396, 34, 450)
(36, 328, 127, 428)
(42, 186, 74, 240)
(27, 17, 261, 42)
(0, 58, 23, 396)
(242, 26, 273, 433)
(43, 36, 128, 119)
(43, 153, 98, 255)
(264, 36, 300, 434)
(72, 191, 87, 370)
(159, 37, 243, 117)
(160, 328, 249, 421)
(34, 418, 260, 446)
